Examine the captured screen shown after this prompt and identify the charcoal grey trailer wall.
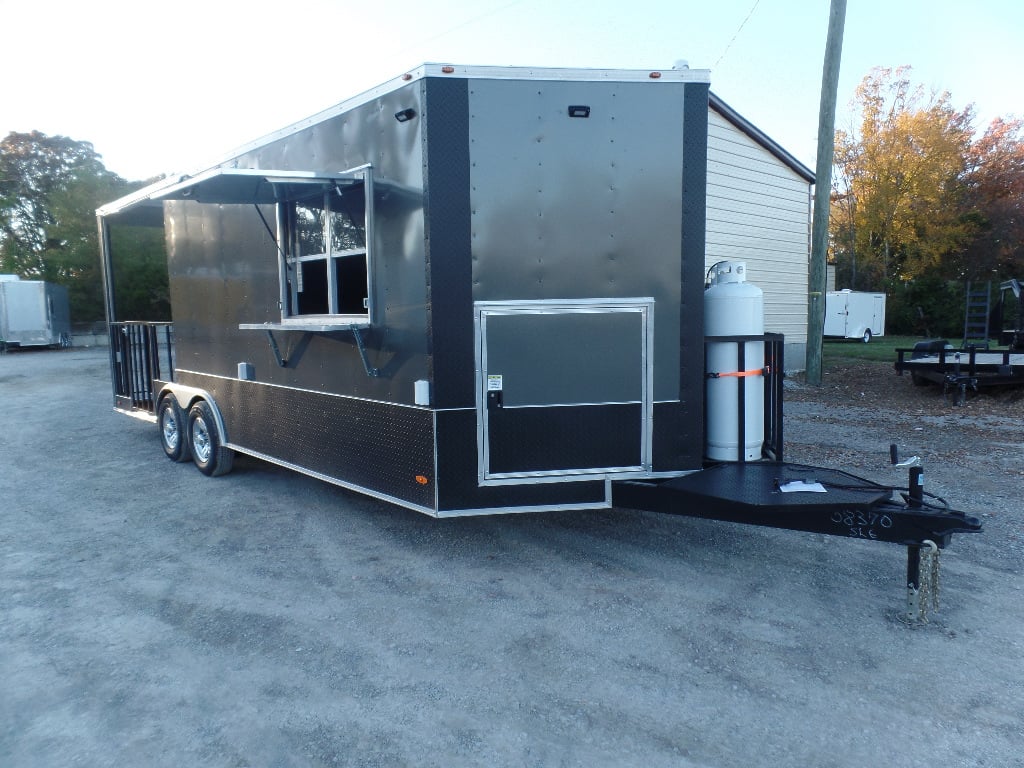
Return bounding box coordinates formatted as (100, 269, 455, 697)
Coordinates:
(169, 79, 430, 401)
(100, 66, 711, 515)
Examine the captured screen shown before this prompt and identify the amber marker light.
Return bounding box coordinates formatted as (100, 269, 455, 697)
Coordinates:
(415, 475, 430, 485)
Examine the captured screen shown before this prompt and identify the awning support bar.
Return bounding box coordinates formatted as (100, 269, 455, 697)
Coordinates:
(266, 330, 287, 367)
(350, 325, 381, 378)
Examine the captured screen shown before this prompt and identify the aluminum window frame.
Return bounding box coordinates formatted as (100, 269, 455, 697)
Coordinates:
(277, 164, 375, 326)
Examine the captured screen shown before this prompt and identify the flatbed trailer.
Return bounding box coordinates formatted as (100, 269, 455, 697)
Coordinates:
(98, 65, 981, 618)
(895, 343, 1024, 404)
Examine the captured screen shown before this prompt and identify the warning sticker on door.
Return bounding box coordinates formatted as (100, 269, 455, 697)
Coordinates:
(487, 374, 503, 391)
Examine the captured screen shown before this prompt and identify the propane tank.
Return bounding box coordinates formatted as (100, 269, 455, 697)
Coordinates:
(704, 262, 765, 461)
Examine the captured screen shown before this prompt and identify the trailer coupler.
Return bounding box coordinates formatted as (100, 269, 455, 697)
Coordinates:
(612, 462, 982, 617)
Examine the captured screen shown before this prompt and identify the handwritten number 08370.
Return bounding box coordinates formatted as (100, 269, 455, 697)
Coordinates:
(831, 509, 893, 539)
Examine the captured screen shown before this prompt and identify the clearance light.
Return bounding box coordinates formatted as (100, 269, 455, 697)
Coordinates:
(441, 66, 455, 74)
(415, 475, 430, 485)
(649, 71, 662, 79)
(402, 73, 413, 81)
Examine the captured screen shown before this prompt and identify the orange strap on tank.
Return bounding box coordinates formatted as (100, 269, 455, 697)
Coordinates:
(707, 367, 766, 379)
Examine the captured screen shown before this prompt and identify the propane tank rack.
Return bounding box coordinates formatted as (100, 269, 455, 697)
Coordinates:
(703, 332, 785, 463)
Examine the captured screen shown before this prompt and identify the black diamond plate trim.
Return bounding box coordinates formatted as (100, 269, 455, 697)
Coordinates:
(182, 373, 436, 509)
(435, 409, 607, 512)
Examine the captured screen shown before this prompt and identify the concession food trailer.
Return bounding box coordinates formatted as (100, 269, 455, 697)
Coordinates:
(97, 65, 980, 617)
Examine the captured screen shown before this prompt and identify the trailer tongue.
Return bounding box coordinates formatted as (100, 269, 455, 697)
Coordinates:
(614, 462, 980, 548)
(613, 462, 982, 621)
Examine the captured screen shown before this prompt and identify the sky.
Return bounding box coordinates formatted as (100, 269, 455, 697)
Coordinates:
(1, 0, 1021, 182)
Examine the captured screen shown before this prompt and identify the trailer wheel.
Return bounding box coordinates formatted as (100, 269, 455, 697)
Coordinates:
(188, 400, 234, 477)
(861, 329, 872, 343)
(158, 394, 190, 462)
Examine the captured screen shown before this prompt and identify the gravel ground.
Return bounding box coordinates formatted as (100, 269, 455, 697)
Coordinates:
(787, 358, 1024, 419)
(786, 359, 1024, 505)
(1, 347, 1022, 768)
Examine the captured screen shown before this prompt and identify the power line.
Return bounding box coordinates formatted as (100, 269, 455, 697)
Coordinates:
(714, 0, 762, 68)
(418, 0, 527, 46)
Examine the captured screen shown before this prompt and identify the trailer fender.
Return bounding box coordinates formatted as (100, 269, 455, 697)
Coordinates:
(156, 384, 230, 445)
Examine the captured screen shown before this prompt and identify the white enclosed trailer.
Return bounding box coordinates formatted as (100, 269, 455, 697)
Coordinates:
(824, 290, 886, 343)
(0, 276, 71, 349)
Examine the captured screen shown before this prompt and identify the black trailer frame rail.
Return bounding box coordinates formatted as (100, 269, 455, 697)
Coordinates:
(109, 321, 174, 413)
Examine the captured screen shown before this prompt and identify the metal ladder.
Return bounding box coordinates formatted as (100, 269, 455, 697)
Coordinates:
(962, 281, 991, 348)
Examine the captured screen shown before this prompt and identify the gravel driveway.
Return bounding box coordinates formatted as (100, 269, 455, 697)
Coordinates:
(1, 347, 1022, 767)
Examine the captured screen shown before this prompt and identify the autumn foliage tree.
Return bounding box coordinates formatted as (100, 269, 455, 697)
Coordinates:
(831, 67, 975, 292)
(958, 116, 1024, 279)
(831, 67, 1024, 335)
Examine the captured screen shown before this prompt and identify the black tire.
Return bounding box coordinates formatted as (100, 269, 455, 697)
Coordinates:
(862, 329, 872, 343)
(187, 400, 234, 477)
(158, 394, 190, 462)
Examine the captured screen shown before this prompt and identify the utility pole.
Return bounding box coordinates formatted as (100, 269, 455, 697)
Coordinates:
(805, 0, 847, 385)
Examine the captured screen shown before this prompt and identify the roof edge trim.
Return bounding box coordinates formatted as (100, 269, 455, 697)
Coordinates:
(709, 91, 815, 183)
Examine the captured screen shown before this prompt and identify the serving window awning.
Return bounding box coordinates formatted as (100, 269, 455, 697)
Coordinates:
(98, 167, 370, 220)
(151, 167, 365, 205)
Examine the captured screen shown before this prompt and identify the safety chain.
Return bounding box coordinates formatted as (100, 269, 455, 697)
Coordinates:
(916, 541, 941, 623)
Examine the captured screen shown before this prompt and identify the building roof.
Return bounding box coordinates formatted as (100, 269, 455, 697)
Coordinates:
(709, 92, 816, 184)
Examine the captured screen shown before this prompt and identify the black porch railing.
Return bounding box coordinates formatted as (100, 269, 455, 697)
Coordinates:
(110, 322, 175, 414)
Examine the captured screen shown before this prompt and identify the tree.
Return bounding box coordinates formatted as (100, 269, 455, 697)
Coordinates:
(108, 225, 171, 321)
(831, 67, 975, 292)
(0, 131, 166, 322)
(42, 170, 125, 321)
(957, 116, 1024, 280)
(1, 132, 106, 272)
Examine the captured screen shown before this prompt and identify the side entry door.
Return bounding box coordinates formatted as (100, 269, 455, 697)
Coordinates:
(872, 294, 885, 334)
(475, 299, 653, 484)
